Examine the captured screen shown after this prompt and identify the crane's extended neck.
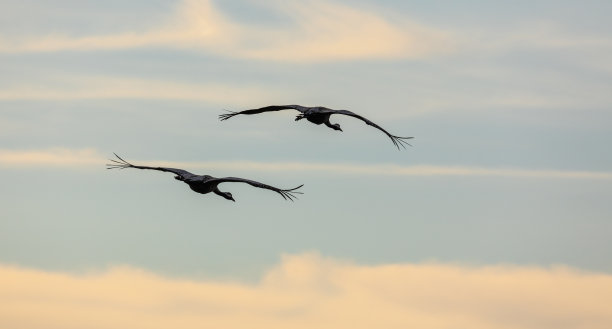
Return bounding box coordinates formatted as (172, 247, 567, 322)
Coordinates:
(325, 121, 342, 131)
(213, 187, 235, 202)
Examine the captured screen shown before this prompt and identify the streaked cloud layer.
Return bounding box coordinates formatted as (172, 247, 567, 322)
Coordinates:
(2, 148, 611, 179)
(0, 76, 288, 105)
(1, 253, 611, 329)
(0, 0, 450, 61)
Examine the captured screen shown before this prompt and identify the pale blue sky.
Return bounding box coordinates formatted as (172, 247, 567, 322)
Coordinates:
(1, 0, 611, 280)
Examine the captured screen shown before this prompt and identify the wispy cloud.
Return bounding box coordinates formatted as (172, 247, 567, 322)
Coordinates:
(0, 148, 102, 167)
(0, 0, 451, 61)
(5, 2, 610, 63)
(1, 253, 611, 329)
(0, 76, 290, 104)
(232, 0, 451, 61)
(2, 148, 611, 180)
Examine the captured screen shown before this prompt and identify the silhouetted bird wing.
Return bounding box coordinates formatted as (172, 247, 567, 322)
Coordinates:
(106, 153, 197, 180)
(327, 109, 414, 149)
(219, 105, 309, 121)
(208, 177, 304, 201)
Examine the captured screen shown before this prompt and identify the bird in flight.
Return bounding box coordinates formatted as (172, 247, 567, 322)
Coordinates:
(106, 154, 303, 202)
(219, 105, 413, 149)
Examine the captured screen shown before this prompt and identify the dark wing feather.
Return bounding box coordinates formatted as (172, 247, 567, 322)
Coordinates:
(331, 109, 414, 149)
(208, 177, 304, 201)
(106, 153, 196, 179)
(219, 105, 309, 121)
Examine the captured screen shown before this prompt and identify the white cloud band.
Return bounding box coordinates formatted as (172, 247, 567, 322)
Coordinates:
(1, 148, 611, 180)
(0, 76, 289, 105)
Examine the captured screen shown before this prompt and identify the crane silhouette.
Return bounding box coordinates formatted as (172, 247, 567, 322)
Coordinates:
(107, 154, 303, 202)
(220, 105, 413, 149)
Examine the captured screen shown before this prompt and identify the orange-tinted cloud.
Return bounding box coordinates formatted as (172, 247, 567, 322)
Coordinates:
(0, 0, 451, 61)
(0, 148, 102, 167)
(1, 253, 611, 329)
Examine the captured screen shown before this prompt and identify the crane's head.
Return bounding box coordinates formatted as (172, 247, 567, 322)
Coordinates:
(221, 191, 235, 202)
(174, 175, 185, 181)
(331, 123, 342, 131)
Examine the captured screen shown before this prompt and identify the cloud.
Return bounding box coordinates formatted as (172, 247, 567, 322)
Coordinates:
(2, 148, 612, 180)
(1, 253, 611, 329)
(0, 76, 291, 104)
(232, 1, 451, 61)
(3, 1, 610, 66)
(0, 0, 451, 61)
(0, 148, 102, 167)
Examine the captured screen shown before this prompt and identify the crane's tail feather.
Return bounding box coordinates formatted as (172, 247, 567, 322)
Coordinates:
(106, 153, 134, 170)
(278, 184, 304, 201)
(219, 110, 240, 121)
(390, 135, 414, 150)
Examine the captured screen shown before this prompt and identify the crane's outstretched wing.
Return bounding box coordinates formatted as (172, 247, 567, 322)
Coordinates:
(208, 177, 304, 201)
(329, 109, 413, 149)
(219, 105, 309, 121)
(106, 153, 196, 179)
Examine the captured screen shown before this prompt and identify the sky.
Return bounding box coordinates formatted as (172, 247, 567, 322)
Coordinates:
(1, 0, 612, 327)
